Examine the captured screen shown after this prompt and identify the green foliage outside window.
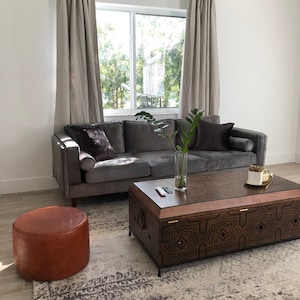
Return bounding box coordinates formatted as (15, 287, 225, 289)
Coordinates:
(97, 11, 185, 110)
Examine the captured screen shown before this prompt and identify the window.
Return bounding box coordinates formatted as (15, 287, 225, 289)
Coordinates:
(96, 4, 186, 115)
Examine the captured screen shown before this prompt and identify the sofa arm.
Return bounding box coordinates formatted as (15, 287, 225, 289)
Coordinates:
(52, 133, 82, 198)
(230, 127, 267, 166)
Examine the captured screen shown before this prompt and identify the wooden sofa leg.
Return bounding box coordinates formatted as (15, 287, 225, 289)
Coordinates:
(71, 198, 77, 207)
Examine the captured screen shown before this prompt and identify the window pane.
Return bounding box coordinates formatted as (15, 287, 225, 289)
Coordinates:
(96, 7, 186, 112)
(96, 11, 131, 109)
(136, 15, 186, 109)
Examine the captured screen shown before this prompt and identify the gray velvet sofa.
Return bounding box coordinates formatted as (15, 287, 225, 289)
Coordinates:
(52, 115, 267, 206)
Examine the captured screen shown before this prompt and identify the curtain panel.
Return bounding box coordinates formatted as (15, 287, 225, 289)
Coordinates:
(180, 0, 220, 118)
(54, 0, 103, 133)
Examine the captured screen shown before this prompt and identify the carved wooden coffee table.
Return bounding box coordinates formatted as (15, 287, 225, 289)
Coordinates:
(129, 168, 300, 276)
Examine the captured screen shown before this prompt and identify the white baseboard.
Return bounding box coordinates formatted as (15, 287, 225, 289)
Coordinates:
(265, 152, 296, 165)
(0, 176, 59, 195)
(296, 152, 300, 163)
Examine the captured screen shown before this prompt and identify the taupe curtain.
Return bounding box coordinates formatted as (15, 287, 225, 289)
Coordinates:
(54, 0, 103, 133)
(180, 0, 219, 117)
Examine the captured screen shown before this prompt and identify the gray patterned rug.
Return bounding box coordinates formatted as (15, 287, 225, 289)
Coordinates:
(33, 198, 300, 299)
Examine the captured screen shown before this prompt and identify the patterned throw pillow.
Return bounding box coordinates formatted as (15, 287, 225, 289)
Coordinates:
(71, 127, 117, 162)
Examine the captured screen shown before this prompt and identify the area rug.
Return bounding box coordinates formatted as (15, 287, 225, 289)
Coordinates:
(34, 198, 300, 299)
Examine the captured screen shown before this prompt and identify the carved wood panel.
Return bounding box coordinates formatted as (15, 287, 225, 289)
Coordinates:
(158, 200, 300, 267)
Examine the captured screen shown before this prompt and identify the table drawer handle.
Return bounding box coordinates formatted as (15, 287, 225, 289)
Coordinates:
(168, 219, 179, 224)
(240, 208, 249, 212)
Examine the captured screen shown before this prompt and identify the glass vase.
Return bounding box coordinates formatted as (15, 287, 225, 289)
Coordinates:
(174, 151, 187, 192)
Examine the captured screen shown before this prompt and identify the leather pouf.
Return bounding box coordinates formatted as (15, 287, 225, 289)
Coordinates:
(12, 206, 89, 281)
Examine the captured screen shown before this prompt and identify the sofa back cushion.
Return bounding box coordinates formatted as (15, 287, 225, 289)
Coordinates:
(124, 119, 175, 153)
(65, 121, 125, 154)
(98, 122, 125, 153)
(201, 115, 220, 124)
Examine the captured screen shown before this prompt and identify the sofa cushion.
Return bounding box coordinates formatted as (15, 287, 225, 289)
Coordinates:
(68, 127, 117, 162)
(65, 121, 125, 154)
(175, 119, 197, 149)
(135, 150, 206, 178)
(191, 150, 256, 171)
(201, 115, 221, 124)
(98, 121, 125, 153)
(193, 120, 234, 151)
(229, 136, 254, 152)
(84, 153, 150, 183)
(124, 119, 175, 153)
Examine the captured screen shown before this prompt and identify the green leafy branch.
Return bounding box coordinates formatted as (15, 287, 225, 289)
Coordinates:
(135, 108, 203, 154)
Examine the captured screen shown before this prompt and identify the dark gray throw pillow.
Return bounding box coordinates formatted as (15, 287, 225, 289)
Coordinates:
(71, 127, 117, 162)
(193, 120, 234, 151)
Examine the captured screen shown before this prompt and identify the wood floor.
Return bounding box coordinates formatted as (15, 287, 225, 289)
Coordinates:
(0, 163, 300, 300)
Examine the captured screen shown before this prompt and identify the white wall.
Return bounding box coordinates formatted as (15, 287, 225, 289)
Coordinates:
(216, 0, 300, 164)
(0, 0, 57, 194)
(0, 0, 299, 194)
(297, 101, 300, 162)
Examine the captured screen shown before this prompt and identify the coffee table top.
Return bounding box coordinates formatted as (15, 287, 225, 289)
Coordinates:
(130, 168, 300, 219)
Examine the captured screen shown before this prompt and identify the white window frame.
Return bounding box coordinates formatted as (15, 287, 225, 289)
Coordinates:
(96, 2, 186, 117)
